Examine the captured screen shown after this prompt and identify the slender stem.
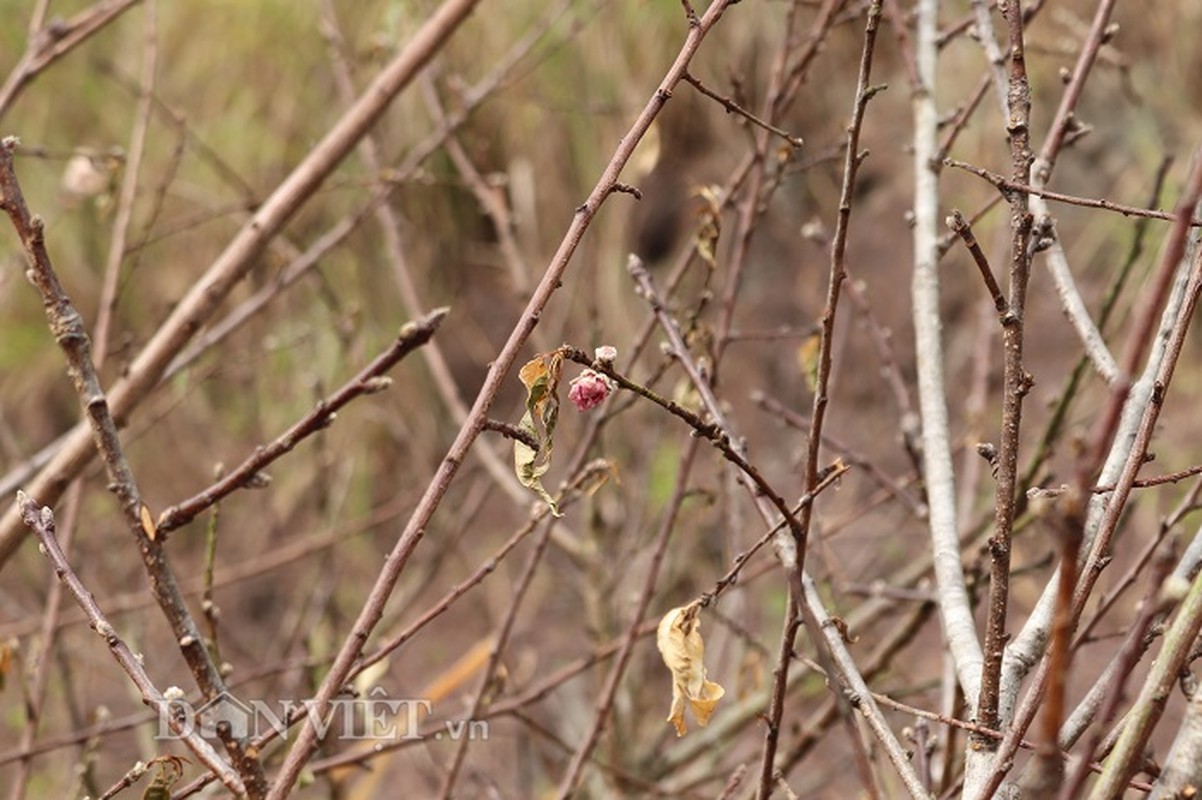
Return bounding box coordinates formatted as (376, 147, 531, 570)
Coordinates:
(14, 493, 247, 796)
(155, 310, 446, 533)
(912, 0, 985, 714)
(944, 158, 1202, 226)
(93, 1, 157, 370)
(976, 0, 1033, 746)
(948, 208, 1006, 314)
(265, 5, 736, 793)
(682, 71, 805, 148)
(0, 137, 268, 797)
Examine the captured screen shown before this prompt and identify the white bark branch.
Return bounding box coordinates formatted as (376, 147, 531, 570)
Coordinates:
(1030, 160, 1119, 384)
(1002, 252, 1196, 708)
(912, 0, 984, 707)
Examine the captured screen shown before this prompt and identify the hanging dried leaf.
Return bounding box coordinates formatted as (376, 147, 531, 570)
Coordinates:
(0, 638, 14, 692)
(656, 602, 725, 736)
(142, 755, 187, 800)
(693, 185, 722, 269)
(514, 349, 565, 514)
(797, 331, 821, 393)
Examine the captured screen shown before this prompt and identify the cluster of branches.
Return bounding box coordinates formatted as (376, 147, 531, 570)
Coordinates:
(2, 1, 1201, 799)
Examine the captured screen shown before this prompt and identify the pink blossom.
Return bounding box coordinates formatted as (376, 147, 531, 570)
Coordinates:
(569, 369, 612, 412)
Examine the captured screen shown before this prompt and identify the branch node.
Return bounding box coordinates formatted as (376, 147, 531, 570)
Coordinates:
(609, 182, 642, 200)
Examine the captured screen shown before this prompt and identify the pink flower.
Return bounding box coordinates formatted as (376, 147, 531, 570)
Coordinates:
(569, 369, 612, 412)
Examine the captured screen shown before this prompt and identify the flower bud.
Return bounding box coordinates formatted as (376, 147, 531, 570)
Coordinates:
(569, 369, 612, 412)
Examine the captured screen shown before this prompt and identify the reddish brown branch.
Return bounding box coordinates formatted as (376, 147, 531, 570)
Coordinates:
(0, 136, 268, 797)
(945, 157, 1202, 226)
(15, 492, 247, 796)
(156, 309, 445, 534)
(682, 71, 805, 148)
(977, 0, 1033, 753)
(948, 208, 1006, 314)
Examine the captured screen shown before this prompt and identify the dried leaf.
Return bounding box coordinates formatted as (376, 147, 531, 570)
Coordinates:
(797, 331, 821, 393)
(142, 755, 187, 800)
(514, 350, 564, 514)
(0, 638, 14, 692)
(656, 602, 725, 736)
(140, 503, 157, 541)
(693, 185, 722, 269)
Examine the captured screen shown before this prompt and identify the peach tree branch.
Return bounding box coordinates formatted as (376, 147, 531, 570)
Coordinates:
(15, 492, 247, 797)
(0, 0, 484, 567)
(0, 136, 269, 797)
(156, 309, 446, 534)
(265, 3, 740, 793)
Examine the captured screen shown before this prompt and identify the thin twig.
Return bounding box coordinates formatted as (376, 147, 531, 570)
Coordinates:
(945, 157, 1202, 226)
(947, 209, 1006, 314)
(93, 0, 157, 370)
(682, 71, 804, 148)
(14, 492, 246, 796)
(7, 484, 83, 800)
(935, 73, 991, 164)
(155, 309, 446, 533)
(265, 5, 738, 793)
(0, 136, 268, 797)
(698, 462, 851, 609)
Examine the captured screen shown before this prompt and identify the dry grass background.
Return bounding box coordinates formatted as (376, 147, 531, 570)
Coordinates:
(2, 1, 1202, 797)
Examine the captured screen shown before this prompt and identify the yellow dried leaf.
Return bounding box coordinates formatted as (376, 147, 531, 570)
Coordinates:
(0, 638, 14, 691)
(140, 503, 157, 541)
(797, 331, 821, 393)
(514, 351, 565, 514)
(656, 602, 725, 736)
(692, 185, 722, 269)
(518, 355, 548, 393)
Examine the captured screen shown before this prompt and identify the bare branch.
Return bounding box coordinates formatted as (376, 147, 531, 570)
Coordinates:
(14, 492, 246, 796)
(265, 4, 740, 793)
(912, 0, 984, 716)
(0, 0, 486, 567)
(156, 309, 446, 534)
